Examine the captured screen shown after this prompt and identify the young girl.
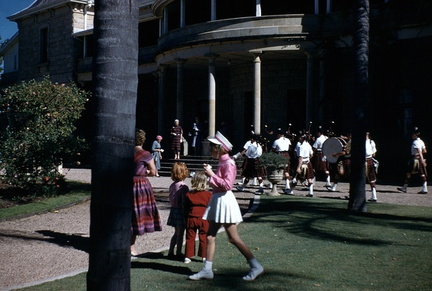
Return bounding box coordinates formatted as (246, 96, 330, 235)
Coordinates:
(189, 131, 264, 281)
(184, 171, 212, 263)
(167, 162, 190, 259)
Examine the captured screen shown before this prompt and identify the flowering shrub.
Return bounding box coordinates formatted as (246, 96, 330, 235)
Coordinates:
(0, 77, 89, 195)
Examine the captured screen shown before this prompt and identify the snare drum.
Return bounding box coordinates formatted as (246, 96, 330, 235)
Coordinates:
(322, 137, 347, 164)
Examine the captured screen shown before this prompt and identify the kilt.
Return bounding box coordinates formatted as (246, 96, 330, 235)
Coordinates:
(365, 158, 377, 183)
(242, 157, 265, 178)
(315, 151, 329, 172)
(302, 161, 315, 180)
(278, 151, 291, 175)
(407, 156, 427, 177)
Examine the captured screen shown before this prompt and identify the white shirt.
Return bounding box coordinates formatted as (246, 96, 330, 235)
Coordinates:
(272, 137, 291, 152)
(365, 139, 377, 158)
(296, 141, 313, 161)
(411, 138, 426, 156)
(313, 134, 328, 150)
(243, 140, 262, 159)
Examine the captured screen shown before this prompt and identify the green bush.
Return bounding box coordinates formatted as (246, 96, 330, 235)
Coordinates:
(0, 77, 89, 195)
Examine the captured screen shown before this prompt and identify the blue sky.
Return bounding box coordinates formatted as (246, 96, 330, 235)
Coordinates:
(0, 0, 35, 41)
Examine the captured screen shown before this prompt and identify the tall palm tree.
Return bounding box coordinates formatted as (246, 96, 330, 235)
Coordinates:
(87, 0, 139, 289)
(348, 0, 369, 213)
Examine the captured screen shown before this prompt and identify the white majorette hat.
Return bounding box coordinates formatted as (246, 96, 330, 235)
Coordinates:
(207, 131, 233, 151)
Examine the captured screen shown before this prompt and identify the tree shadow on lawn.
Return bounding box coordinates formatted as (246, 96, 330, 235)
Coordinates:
(247, 196, 432, 246)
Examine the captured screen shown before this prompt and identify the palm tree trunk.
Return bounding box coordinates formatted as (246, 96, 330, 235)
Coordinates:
(348, 0, 369, 213)
(87, 0, 139, 290)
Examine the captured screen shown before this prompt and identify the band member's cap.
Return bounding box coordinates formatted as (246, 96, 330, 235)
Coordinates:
(413, 127, 420, 135)
(207, 131, 233, 151)
(277, 128, 285, 135)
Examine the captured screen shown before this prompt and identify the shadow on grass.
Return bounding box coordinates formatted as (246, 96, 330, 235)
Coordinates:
(247, 196, 432, 246)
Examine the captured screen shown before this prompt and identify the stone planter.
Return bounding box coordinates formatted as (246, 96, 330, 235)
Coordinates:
(266, 166, 284, 196)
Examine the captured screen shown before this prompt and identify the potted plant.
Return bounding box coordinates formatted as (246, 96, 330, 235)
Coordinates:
(259, 152, 289, 196)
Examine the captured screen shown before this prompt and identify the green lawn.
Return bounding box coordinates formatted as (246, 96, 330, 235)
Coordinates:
(18, 195, 432, 290)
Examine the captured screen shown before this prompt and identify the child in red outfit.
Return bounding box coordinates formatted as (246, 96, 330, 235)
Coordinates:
(184, 171, 212, 263)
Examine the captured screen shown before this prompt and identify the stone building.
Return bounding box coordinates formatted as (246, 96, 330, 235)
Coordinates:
(1, 0, 431, 182)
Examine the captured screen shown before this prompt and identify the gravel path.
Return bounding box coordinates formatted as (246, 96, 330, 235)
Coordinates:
(0, 168, 430, 290)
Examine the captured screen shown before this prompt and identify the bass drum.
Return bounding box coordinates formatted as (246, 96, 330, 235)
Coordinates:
(322, 137, 347, 164)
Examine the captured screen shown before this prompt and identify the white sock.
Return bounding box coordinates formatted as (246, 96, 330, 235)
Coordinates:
(285, 179, 290, 189)
(326, 176, 331, 185)
(259, 182, 263, 187)
(309, 184, 313, 195)
(371, 187, 377, 200)
(204, 261, 213, 271)
(423, 182, 428, 192)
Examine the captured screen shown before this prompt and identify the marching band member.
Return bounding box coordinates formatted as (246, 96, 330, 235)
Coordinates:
(294, 133, 315, 197)
(313, 126, 331, 187)
(326, 132, 352, 192)
(271, 129, 293, 194)
(365, 132, 378, 201)
(398, 127, 428, 194)
(233, 134, 265, 194)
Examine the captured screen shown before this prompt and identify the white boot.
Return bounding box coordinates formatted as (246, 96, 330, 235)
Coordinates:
(307, 184, 314, 197)
(253, 177, 258, 185)
(325, 175, 331, 187)
(243, 258, 264, 281)
(419, 182, 428, 194)
(284, 179, 293, 195)
(189, 261, 214, 280)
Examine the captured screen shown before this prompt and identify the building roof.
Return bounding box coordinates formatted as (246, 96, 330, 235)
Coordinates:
(8, 0, 88, 21)
(0, 32, 19, 56)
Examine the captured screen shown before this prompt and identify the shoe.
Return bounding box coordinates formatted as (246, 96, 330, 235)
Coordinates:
(202, 257, 206, 262)
(397, 187, 407, 193)
(283, 189, 294, 195)
(418, 191, 428, 194)
(184, 258, 192, 264)
(306, 193, 313, 197)
(323, 184, 331, 188)
(368, 199, 377, 202)
(189, 269, 214, 280)
(243, 265, 264, 281)
(255, 188, 264, 194)
(325, 185, 335, 192)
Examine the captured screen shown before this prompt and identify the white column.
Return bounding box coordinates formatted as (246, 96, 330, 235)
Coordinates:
(253, 53, 262, 135)
(176, 59, 186, 122)
(256, 0, 262, 17)
(327, 0, 332, 14)
(314, 0, 319, 15)
(211, 0, 217, 21)
(163, 8, 168, 34)
(180, 0, 185, 27)
(158, 65, 167, 134)
(208, 55, 217, 137)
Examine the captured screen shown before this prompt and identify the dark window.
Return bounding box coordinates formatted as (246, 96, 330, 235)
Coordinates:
(40, 27, 48, 63)
(85, 34, 94, 57)
(186, 0, 211, 25)
(139, 20, 159, 47)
